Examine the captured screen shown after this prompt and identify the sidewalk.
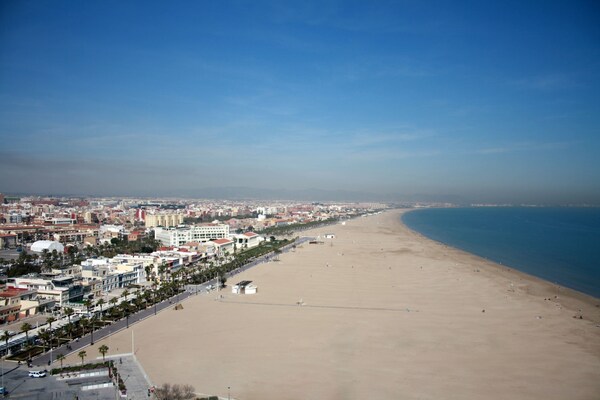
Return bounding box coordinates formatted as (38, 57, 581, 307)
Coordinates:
(75, 353, 152, 400)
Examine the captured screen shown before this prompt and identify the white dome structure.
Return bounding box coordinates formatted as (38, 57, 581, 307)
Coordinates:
(30, 240, 64, 253)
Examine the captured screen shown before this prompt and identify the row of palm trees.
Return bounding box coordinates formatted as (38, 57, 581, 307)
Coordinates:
(1, 236, 296, 362)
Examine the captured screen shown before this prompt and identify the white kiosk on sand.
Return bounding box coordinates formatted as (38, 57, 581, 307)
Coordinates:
(232, 280, 257, 295)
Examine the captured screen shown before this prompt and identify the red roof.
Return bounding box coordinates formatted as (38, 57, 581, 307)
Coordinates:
(212, 238, 233, 245)
(243, 232, 258, 237)
(0, 287, 30, 297)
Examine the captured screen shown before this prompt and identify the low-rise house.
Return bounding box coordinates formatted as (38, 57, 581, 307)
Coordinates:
(210, 238, 235, 257)
(0, 288, 41, 323)
(232, 232, 261, 249)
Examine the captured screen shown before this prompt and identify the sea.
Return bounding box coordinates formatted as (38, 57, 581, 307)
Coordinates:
(401, 207, 600, 299)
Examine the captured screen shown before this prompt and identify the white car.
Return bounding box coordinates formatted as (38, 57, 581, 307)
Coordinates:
(28, 371, 46, 378)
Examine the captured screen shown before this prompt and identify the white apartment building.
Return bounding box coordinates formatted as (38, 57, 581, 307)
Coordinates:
(7, 276, 84, 306)
(154, 224, 230, 246)
(80, 257, 146, 292)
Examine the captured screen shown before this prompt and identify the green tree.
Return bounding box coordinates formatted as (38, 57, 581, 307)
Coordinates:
(64, 307, 75, 325)
(20, 322, 32, 345)
(96, 298, 105, 315)
(56, 353, 65, 368)
(120, 301, 130, 318)
(79, 316, 89, 335)
(1, 331, 13, 356)
(83, 299, 93, 314)
(78, 350, 87, 365)
(38, 328, 51, 352)
(98, 344, 109, 361)
(108, 297, 117, 314)
(46, 316, 56, 330)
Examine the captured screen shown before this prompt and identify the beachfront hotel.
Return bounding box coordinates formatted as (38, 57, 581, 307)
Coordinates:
(154, 224, 230, 247)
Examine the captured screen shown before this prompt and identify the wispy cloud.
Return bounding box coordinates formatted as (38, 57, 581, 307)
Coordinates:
(510, 73, 576, 91)
(350, 130, 435, 147)
(474, 141, 575, 155)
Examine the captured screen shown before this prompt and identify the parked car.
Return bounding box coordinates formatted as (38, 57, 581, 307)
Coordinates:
(28, 371, 46, 378)
(0, 386, 8, 395)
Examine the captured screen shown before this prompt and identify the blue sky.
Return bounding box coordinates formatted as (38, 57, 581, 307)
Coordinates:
(1, 1, 599, 203)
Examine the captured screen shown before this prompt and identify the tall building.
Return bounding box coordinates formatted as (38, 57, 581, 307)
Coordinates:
(145, 213, 184, 228)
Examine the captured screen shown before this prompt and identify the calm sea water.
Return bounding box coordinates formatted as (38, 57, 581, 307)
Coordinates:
(401, 207, 600, 299)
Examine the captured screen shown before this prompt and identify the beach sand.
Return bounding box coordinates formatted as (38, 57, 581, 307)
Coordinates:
(74, 209, 600, 399)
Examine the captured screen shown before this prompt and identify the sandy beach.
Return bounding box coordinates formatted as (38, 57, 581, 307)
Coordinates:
(73, 209, 600, 399)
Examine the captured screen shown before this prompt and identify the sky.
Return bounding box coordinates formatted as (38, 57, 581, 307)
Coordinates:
(1, 1, 599, 204)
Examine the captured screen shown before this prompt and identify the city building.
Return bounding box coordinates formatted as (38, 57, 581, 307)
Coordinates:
(145, 213, 184, 228)
(154, 224, 230, 246)
(232, 232, 261, 249)
(211, 238, 235, 256)
(0, 287, 52, 324)
(0, 234, 17, 250)
(7, 276, 84, 306)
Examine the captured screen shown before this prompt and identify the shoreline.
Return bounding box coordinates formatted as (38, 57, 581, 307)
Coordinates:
(396, 208, 600, 323)
(66, 209, 600, 399)
(400, 207, 600, 303)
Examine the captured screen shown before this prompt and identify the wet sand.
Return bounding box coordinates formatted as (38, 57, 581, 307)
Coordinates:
(76, 209, 600, 399)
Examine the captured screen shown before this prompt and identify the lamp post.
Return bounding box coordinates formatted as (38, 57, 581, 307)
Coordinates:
(228, 386, 231, 400)
(153, 289, 157, 316)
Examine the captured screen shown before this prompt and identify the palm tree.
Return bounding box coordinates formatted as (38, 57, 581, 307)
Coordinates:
(79, 317, 89, 335)
(1, 330, 13, 356)
(89, 315, 99, 343)
(98, 344, 109, 361)
(78, 350, 87, 365)
(119, 301, 130, 318)
(20, 322, 32, 345)
(83, 299, 93, 314)
(109, 297, 118, 317)
(64, 307, 75, 325)
(38, 328, 51, 352)
(46, 316, 56, 331)
(56, 353, 65, 368)
(96, 298, 105, 315)
(64, 323, 74, 341)
(158, 262, 167, 282)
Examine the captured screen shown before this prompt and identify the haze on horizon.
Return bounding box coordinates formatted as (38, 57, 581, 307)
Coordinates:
(1, 1, 599, 204)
